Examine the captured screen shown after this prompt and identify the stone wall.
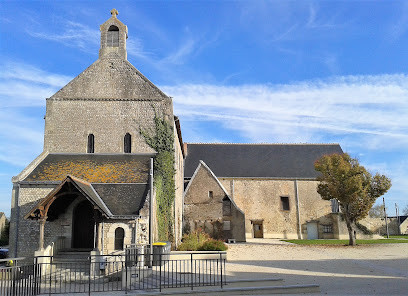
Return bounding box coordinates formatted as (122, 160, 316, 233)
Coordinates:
(44, 99, 172, 153)
(184, 163, 245, 241)
(360, 216, 403, 236)
(219, 178, 332, 239)
(9, 185, 55, 259)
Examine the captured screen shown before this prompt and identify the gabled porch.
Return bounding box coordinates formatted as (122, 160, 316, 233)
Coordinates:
(25, 175, 113, 256)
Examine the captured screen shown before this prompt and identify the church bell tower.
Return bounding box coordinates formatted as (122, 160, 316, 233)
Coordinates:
(99, 9, 128, 60)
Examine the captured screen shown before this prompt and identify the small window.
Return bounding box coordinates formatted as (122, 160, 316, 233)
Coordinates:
(208, 191, 213, 198)
(281, 196, 290, 211)
(107, 25, 119, 47)
(124, 133, 131, 153)
(87, 134, 94, 153)
(323, 225, 333, 233)
(223, 221, 231, 231)
(223, 198, 232, 216)
(331, 199, 339, 213)
(114, 227, 125, 250)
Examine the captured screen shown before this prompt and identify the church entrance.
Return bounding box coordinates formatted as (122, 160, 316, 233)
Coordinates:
(72, 201, 95, 249)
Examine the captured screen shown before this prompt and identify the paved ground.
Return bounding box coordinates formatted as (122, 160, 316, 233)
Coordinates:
(226, 238, 408, 295)
(52, 239, 408, 295)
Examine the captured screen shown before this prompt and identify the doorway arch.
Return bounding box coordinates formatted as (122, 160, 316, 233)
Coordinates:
(72, 200, 95, 249)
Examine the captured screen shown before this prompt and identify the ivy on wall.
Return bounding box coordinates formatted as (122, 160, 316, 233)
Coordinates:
(140, 114, 175, 243)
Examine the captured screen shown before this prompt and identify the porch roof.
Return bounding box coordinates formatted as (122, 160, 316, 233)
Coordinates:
(25, 175, 113, 220)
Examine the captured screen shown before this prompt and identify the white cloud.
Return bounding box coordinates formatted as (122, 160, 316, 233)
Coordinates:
(164, 74, 408, 147)
(0, 62, 72, 87)
(0, 61, 72, 107)
(28, 21, 100, 53)
(0, 108, 44, 167)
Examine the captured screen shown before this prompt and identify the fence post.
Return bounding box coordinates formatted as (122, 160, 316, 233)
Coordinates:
(12, 264, 17, 296)
(159, 254, 162, 292)
(125, 259, 128, 294)
(190, 253, 193, 290)
(220, 253, 223, 289)
(88, 256, 91, 296)
(33, 257, 38, 296)
(48, 258, 52, 296)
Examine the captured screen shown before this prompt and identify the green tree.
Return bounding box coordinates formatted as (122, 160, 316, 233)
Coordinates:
(0, 219, 10, 246)
(314, 153, 391, 246)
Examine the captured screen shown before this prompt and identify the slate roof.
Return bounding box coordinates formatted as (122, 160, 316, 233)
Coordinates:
(24, 153, 152, 183)
(184, 143, 343, 179)
(93, 183, 148, 216)
(70, 176, 112, 216)
(25, 175, 113, 220)
(25, 175, 149, 220)
(50, 54, 169, 101)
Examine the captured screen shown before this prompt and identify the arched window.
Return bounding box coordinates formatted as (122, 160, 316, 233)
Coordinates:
(124, 133, 131, 153)
(107, 25, 119, 47)
(114, 227, 125, 250)
(87, 134, 94, 153)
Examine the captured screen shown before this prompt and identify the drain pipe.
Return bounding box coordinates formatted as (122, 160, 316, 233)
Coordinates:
(13, 183, 20, 257)
(149, 158, 154, 262)
(294, 180, 302, 239)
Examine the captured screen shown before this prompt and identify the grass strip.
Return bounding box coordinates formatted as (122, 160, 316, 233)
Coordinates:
(283, 239, 408, 245)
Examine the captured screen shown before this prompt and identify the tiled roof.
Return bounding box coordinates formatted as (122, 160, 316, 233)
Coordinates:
(184, 143, 343, 179)
(24, 154, 152, 183)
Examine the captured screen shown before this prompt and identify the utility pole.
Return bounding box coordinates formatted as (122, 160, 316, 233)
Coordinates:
(396, 203, 400, 235)
(383, 197, 389, 238)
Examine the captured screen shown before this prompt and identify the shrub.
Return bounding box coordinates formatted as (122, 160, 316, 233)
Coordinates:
(177, 229, 228, 251)
(198, 239, 228, 251)
(177, 230, 210, 251)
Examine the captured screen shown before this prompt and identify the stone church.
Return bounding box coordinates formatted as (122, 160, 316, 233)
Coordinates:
(10, 10, 352, 259)
(9, 10, 184, 259)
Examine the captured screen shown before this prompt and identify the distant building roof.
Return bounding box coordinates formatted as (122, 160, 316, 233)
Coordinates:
(184, 143, 343, 179)
(24, 153, 153, 183)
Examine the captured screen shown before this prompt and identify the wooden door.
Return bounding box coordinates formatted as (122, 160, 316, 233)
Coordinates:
(253, 222, 263, 238)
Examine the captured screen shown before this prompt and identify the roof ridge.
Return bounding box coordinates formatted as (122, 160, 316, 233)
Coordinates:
(47, 153, 157, 156)
(186, 142, 341, 146)
(68, 175, 91, 186)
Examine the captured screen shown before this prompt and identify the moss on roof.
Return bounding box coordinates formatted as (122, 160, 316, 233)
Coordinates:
(24, 154, 151, 183)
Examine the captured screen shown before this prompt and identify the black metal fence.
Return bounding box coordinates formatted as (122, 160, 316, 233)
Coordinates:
(0, 250, 226, 295)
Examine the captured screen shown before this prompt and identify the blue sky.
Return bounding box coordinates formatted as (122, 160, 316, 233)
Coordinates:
(1, 0, 407, 217)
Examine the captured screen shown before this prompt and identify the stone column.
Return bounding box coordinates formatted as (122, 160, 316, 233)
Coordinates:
(97, 222, 102, 251)
(93, 210, 99, 251)
(38, 218, 47, 251)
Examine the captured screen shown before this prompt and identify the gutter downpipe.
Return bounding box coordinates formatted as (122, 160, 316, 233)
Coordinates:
(14, 183, 20, 257)
(149, 158, 154, 265)
(294, 179, 302, 239)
